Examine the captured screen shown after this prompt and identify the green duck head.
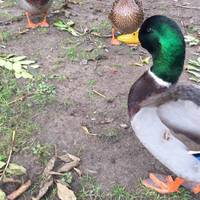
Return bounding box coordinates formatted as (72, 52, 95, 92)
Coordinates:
(139, 15, 185, 84)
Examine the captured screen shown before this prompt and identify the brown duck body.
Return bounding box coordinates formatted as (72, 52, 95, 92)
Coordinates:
(109, 0, 144, 34)
(19, 0, 53, 15)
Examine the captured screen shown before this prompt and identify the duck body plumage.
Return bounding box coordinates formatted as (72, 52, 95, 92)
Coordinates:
(128, 15, 200, 191)
(129, 72, 200, 183)
(109, 0, 144, 34)
(19, 0, 53, 15)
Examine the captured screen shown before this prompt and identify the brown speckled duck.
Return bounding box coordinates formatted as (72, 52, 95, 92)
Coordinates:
(19, 0, 53, 29)
(109, 0, 144, 45)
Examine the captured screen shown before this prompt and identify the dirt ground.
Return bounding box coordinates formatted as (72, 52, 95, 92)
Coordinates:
(1, 0, 200, 199)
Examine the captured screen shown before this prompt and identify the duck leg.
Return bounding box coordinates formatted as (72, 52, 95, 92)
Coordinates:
(25, 12, 38, 29)
(111, 28, 121, 45)
(183, 181, 200, 194)
(142, 173, 184, 194)
(38, 12, 49, 27)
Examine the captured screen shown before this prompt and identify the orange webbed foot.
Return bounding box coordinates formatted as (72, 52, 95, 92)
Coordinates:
(27, 22, 38, 29)
(111, 27, 121, 46)
(193, 184, 200, 194)
(38, 20, 49, 27)
(183, 181, 200, 194)
(111, 38, 121, 46)
(38, 15, 49, 27)
(25, 12, 38, 29)
(142, 173, 184, 194)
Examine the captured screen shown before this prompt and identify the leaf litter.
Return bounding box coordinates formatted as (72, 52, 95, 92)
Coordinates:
(57, 181, 76, 200)
(1, 147, 80, 199)
(54, 19, 82, 37)
(0, 54, 40, 79)
(184, 35, 199, 46)
(186, 57, 200, 83)
(0, 131, 31, 200)
(32, 152, 80, 200)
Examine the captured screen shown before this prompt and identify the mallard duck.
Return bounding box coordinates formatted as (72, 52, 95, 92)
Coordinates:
(128, 15, 200, 194)
(19, 0, 53, 29)
(108, 0, 144, 45)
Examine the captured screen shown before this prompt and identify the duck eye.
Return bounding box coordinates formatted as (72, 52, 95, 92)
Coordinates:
(146, 27, 152, 33)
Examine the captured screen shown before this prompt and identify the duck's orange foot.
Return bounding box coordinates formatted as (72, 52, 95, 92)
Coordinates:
(183, 181, 200, 194)
(142, 173, 184, 194)
(27, 22, 38, 29)
(25, 12, 38, 29)
(111, 38, 121, 46)
(38, 19, 49, 27)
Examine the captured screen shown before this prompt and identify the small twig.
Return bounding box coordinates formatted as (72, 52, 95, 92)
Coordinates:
(81, 126, 97, 136)
(92, 89, 106, 98)
(1, 177, 21, 184)
(175, 5, 200, 10)
(0, 130, 16, 182)
(90, 31, 112, 38)
(49, 171, 63, 176)
(8, 93, 34, 105)
(7, 180, 31, 200)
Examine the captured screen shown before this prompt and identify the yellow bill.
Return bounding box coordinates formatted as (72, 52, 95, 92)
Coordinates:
(117, 29, 140, 45)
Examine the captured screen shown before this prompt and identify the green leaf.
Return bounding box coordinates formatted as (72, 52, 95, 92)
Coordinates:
(187, 65, 200, 72)
(66, 20, 75, 27)
(0, 54, 39, 79)
(189, 76, 200, 83)
(30, 64, 40, 69)
(15, 72, 22, 79)
(4, 61, 13, 70)
(197, 57, 200, 64)
(0, 189, 6, 200)
(20, 70, 33, 79)
(19, 60, 36, 65)
(54, 19, 81, 37)
(0, 161, 6, 169)
(6, 54, 15, 59)
(13, 62, 22, 72)
(0, 155, 6, 162)
(6, 163, 27, 176)
(10, 56, 27, 62)
(0, 59, 7, 67)
(187, 70, 200, 78)
(184, 35, 199, 46)
(188, 59, 200, 67)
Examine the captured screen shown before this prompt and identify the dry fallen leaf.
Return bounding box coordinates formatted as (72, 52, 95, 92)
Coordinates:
(67, 154, 80, 162)
(43, 156, 56, 177)
(57, 182, 76, 200)
(58, 154, 71, 163)
(7, 180, 31, 200)
(58, 161, 79, 173)
(1, 177, 21, 184)
(32, 176, 53, 200)
(73, 168, 82, 177)
(6, 163, 27, 176)
(81, 126, 97, 136)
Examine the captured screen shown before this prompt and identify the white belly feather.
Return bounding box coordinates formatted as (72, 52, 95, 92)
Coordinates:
(131, 106, 200, 182)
